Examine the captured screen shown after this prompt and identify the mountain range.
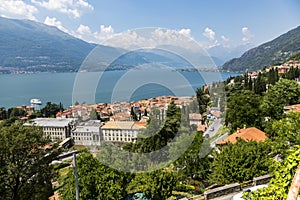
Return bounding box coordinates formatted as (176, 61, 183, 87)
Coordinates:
(0, 17, 247, 73)
(222, 25, 300, 72)
(0, 16, 299, 73)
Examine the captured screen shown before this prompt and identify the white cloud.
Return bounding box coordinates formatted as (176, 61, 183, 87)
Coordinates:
(242, 27, 253, 43)
(221, 35, 229, 42)
(203, 27, 215, 40)
(94, 25, 115, 41)
(72, 24, 115, 43)
(103, 28, 200, 51)
(0, 0, 38, 20)
(77, 24, 91, 35)
(44, 16, 68, 33)
(178, 28, 191, 36)
(31, 0, 93, 18)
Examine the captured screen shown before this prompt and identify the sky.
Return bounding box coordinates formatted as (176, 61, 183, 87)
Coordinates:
(0, 0, 300, 50)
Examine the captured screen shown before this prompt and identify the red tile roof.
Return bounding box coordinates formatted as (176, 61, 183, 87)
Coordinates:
(217, 127, 267, 145)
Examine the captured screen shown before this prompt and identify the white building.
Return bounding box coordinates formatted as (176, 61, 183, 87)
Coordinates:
(189, 113, 202, 126)
(71, 120, 102, 146)
(101, 121, 146, 143)
(24, 118, 77, 140)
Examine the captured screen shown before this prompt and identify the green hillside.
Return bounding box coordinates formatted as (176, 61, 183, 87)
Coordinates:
(222, 26, 300, 72)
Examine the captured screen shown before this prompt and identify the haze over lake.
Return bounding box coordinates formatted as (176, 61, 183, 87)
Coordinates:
(0, 71, 238, 108)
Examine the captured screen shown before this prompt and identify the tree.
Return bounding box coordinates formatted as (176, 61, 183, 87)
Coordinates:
(253, 72, 266, 95)
(61, 151, 131, 200)
(0, 124, 59, 200)
(261, 79, 300, 120)
(169, 130, 211, 190)
(89, 108, 99, 120)
(7, 107, 26, 118)
(196, 87, 210, 115)
(127, 169, 178, 199)
(210, 140, 272, 185)
(249, 146, 300, 199)
(225, 90, 263, 132)
(267, 67, 279, 85)
(41, 102, 61, 118)
(0, 107, 7, 120)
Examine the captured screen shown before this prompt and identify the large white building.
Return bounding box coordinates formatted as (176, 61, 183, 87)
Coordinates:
(25, 118, 147, 145)
(71, 120, 102, 146)
(101, 121, 146, 143)
(24, 118, 77, 140)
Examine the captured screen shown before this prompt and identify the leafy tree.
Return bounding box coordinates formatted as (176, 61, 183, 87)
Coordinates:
(261, 79, 300, 120)
(264, 112, 300, 159)
(249, 146, 300, 199)
(61, 151, 131, 200)
(131, 102, 181, 154)
(196, 87, 210, 115)
(267, 67, 279, 85)
(7, 107, 26, 118)
(169, 131, 210, 181)
(127, 169, 178, 199)
(0, 124, 59, 200)
(41, 102, 61, 118)
(253, 72, 266, 95)
(89, 108, 99, 120)
(225, 90, 263, 132)
(130, 106, 138, 121)
(210, 140, 273, 185)
(0, 107, 7, 120)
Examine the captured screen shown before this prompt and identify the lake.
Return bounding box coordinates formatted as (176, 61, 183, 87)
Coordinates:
(0, 70, 238, 108)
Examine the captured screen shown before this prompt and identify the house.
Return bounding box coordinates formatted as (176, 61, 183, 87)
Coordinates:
(217, 126, 267, 145)
(189, 113, 202, 126)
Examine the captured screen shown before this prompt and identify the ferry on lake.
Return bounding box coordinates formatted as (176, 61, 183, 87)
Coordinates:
(30, 98, 42, 105)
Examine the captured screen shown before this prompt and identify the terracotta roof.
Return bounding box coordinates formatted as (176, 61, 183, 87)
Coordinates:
(217, 127, 267, 145)
(189, 113, 202, 121)
(101, 121, 146, 130)
(49, 193, 59, 200)
(284, 104, 300, 113)
(197, 124, 206, 132)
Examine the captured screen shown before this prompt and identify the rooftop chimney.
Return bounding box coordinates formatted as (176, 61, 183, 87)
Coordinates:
(236, 128, 240, 139)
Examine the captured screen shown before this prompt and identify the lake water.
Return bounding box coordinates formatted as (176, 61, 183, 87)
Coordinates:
(0, 70, 238, 108)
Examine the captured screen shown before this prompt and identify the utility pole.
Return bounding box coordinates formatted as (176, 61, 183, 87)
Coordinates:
(72, 153, 80, 200)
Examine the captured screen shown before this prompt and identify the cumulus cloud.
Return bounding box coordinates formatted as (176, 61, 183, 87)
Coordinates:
(76, 24, 91, 35)
(72, 24, 115, 43)
(94, 25, 114, 41)
(242, 27, 253, 43)
(103, 28, 199, 51)
(44, 16, 68, 33)
(203, 27, 215, 40)
(31, 0, 93, 18)
(221, 35, 229, 42)
(0, 0, 38, 20)
(178, 28, 191, 36)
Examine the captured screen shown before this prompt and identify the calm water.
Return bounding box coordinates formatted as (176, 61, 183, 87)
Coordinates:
(0, 71, 237, 108)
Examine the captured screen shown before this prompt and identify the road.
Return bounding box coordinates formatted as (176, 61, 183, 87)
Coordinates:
(203, 118, 222, 138)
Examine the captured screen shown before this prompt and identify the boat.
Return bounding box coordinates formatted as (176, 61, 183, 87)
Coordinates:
(30, 98, 42, 105)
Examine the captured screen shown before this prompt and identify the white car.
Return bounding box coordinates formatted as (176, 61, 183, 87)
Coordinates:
(232, 184, 267, 200)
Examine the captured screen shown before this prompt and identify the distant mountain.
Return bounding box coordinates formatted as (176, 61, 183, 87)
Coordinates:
(207, 43, 254, 65)
(0, 17, 227, 73)
(222, 26, 300, 72)
(0, 17, 126, 73)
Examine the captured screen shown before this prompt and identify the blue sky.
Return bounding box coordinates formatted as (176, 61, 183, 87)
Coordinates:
(0, 0, 299, 49)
